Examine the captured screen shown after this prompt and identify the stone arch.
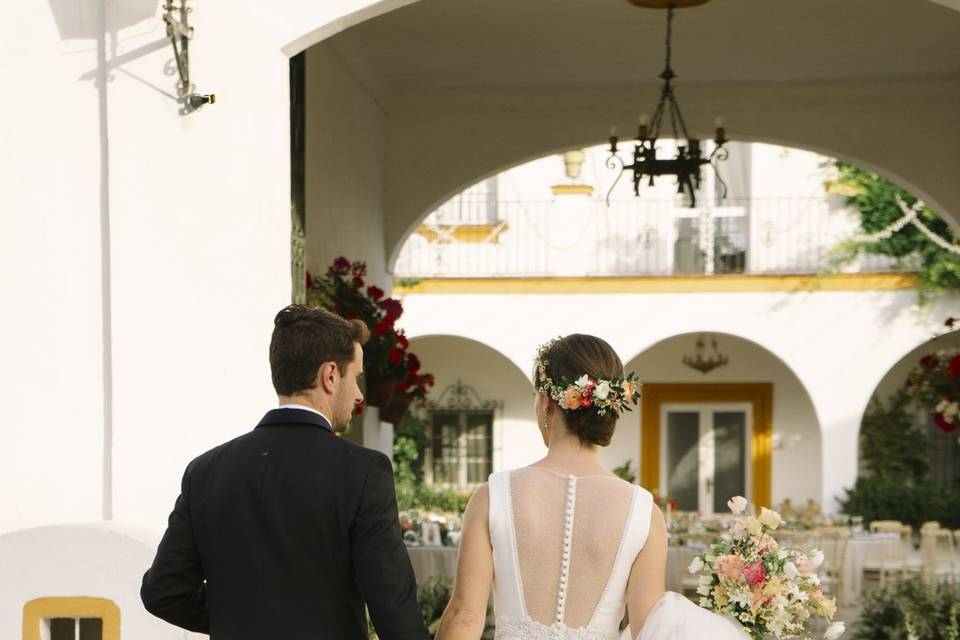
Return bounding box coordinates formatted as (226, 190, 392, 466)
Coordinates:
(385, 128, 958, 270)
(406, 333, 540, 473)
(622, 330, 823, 508)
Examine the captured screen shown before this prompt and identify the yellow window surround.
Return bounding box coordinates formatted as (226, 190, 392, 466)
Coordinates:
(640, 383, 773, 509)
(22, 597, 120, 640)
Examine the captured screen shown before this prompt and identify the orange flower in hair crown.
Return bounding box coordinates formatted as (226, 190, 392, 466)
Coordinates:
(535, 338, 642, 416)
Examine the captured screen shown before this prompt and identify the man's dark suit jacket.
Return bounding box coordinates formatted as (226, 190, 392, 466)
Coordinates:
(141, 407, 430, 640)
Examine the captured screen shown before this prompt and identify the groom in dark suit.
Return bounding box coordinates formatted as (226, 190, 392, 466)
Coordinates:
(141, 305, 429, 639)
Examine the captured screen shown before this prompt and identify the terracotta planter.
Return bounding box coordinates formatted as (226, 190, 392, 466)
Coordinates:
(365, 374, 397, 408)
(380, 390, 414, 425)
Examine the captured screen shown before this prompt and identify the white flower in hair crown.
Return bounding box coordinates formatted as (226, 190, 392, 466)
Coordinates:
(535, 338, 642, 415)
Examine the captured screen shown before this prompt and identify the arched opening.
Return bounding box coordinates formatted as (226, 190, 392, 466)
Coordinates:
(391, 141, 913, 280)
(623, 332, 821, 512)
(406, 335, 539, 481)
(860, 329, 960, 490)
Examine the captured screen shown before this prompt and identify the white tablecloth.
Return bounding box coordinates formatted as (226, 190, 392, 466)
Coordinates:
(406, 546, 459, 585)
(841, 534, 897, 606)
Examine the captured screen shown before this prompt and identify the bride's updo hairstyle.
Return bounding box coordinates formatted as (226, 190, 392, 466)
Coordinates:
(537, 334, 625, 447)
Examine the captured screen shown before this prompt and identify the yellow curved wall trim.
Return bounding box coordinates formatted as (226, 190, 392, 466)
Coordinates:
(640, 383, 773, 509)
(415, 223, 508, 244)
(394, 273, 916, 295)
(22, 596, 120, 640)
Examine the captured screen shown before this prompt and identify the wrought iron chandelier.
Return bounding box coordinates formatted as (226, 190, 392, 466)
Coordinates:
(607, 4, 727, 208)
(683, 333, 729, 375)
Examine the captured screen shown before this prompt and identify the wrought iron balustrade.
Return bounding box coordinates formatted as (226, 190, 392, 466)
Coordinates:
(394, 196, 900, 278)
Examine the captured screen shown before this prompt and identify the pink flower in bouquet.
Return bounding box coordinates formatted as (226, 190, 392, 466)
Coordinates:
(714, 554, 744, 582)
(743, 560, 766, 587)
(796, 556, 816, 576)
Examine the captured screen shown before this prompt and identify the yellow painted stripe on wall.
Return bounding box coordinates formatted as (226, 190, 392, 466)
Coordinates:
(394, 273, 917, 295)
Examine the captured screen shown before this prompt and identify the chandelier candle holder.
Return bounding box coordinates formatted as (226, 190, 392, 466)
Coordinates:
(683, 333, 729, 375)
(607, 3, 727, 207)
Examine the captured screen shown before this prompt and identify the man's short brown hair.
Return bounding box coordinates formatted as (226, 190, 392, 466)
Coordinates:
(269, 305, 370, 396)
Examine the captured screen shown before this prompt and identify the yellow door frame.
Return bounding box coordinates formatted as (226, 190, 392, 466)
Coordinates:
(22, 597, 120, 640)
(641, 383, 773, 509)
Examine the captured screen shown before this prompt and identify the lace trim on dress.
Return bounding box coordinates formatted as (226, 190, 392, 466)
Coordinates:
(494, 617, 619, 640)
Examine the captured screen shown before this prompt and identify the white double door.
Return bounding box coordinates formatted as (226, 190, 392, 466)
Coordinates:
(660, 403, 752, 515)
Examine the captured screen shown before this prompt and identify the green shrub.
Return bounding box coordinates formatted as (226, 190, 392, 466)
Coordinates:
(839, 476, 960, 530)
(853, 579, 960, 640)
(859, 391, 929, 483)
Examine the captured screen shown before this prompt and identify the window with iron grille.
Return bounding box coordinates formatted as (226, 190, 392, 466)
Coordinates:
(425, 381, 500, 490)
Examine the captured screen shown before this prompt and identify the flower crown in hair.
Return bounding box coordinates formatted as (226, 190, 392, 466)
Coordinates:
(535, 338, 642, 416)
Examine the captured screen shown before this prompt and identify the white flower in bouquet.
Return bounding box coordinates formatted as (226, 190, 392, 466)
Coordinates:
(825, 621, 846, 639)
(784, 561, 799, 579)
(727, 495, 748, 514)
(759, 507, 785, 530)
(745, 516, 763, 537)
(688, 556, 704, 574)
(811, 549, 824, 568)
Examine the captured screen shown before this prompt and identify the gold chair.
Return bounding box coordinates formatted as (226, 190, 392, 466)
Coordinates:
(813, 528, 850, 607)
(920, 528, 957, 585)
(864, 522, 912, 587)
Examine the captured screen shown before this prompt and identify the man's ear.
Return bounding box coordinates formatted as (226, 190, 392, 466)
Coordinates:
(317, 361, 339, 394)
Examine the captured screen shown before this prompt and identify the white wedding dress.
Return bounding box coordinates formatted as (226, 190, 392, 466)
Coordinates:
(488, 468, 745, 640)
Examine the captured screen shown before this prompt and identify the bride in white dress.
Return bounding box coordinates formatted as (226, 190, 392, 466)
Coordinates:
(435, 334, 744, 640)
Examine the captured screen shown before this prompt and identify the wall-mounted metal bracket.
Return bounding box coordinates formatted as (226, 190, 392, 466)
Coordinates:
(163, 0, 215, 112)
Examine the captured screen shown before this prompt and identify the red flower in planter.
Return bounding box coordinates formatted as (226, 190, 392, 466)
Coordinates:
(934, 412, 956, 432)
(306, 271, 314, 289)
(352, 261, 367, 277)
(396, 333, 410, 349)
(389, 348, 405, 365)
(948, 355, 960, 377)
(353, 276, 365, 289)
(331, 256, 351, 274)
(420, 373, 435, 388)
(920, 355, 940, 369)
(367, 286, 384, 301)
(407, 353, 421, 374)
(380, 298, 403, 322)
(345, 312, 358, 320)
(373, 320, 393, 336)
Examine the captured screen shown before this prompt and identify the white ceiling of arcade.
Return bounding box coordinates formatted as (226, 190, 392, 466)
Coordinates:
(327, 0, 960, 98)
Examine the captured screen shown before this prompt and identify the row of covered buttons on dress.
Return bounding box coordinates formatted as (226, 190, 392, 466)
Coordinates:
(554, 475, 577, 637)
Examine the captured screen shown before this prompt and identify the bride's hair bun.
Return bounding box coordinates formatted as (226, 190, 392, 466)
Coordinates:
(538, 334, 624, 447)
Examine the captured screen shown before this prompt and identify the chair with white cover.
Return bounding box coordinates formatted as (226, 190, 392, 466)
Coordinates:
(920, 527, 957, 585)
(813, 528, 849, 606)
(864, 521, 912, 587)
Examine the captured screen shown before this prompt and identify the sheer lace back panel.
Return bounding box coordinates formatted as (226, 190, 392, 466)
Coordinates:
(488, 468, 654, 639)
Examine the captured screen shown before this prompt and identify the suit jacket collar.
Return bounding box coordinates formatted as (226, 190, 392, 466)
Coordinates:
(256, 408, 334, 434)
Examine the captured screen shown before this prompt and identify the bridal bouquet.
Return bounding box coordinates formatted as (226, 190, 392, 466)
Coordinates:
(688, 496, 845, 640)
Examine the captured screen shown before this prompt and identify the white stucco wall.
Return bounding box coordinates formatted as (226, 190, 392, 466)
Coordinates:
(398, 287, 958, 511)
(408, 336, 542, 473)
(0, 523, 201, 639)
(624, 333, 822, 505)
(305, 43, 388, 280)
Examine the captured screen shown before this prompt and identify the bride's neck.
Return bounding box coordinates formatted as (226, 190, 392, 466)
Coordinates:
(542, 430, 602, 472)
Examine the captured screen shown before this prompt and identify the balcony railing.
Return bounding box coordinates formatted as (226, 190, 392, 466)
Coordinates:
(393, 196, 899, 278)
